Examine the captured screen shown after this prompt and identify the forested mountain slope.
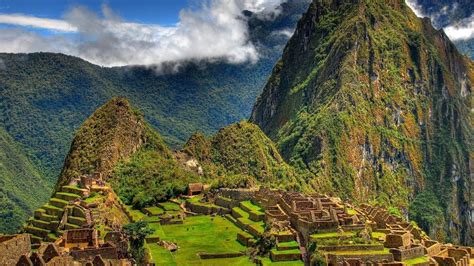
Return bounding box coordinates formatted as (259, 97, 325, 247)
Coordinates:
(251, 0, 472, 245)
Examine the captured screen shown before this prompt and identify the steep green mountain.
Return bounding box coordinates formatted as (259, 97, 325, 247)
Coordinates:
(183, 121, 302, 190)
(112, 120, 300, 209)
(0, 0, 310, 180)
(55, 97, 162, 188)
(0, 1, 311, 234)
(251, 0, 472, 245)
(0, 127, 50, 233)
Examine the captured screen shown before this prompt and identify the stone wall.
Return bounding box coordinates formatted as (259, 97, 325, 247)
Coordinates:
(318, 244, 384, 252)
(185, 201, 230, 215)
(385, 232, 411, 248)
(327, 253, 394, 265)
(215, 196, 239, 209)
(0, 234, 31, 266)
(219, 189, 255, 201)
(69, 246, 119, 260)
(269, 250, 301, 262)
(424, 240, 442, 256)
(390, 245, 425, 261)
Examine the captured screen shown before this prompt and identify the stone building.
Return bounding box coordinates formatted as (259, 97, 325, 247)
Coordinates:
(0, 234, 31, 265)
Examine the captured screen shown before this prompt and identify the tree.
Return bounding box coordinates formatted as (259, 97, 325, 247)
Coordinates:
(123, 221, 155, 264)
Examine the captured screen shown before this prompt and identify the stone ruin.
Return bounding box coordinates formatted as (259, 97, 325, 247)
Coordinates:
(0, 229, 131, 265)
(253, 188, 365, 242)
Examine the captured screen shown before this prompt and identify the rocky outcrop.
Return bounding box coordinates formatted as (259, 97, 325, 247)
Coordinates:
(251, 0, 472, 245)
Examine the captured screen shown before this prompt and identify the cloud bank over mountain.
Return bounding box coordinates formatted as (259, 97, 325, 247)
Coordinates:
(0, 0, 286, 67)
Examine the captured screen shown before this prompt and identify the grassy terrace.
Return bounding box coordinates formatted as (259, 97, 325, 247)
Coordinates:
(147, 216, 247, 265)
(326, 248, 391, 255)
(144, 206, 165, 216)
(371, 232, 386, 239)
(261, 257, 304, 266)
(310, 231, 356, 239)
(404, 256, 429, 265)
(240, 201, 264, 214)
(277, 241, 299, 249)
(158, 202, 181, 211)
(271, 248, 301, 255)
(232, 207, 265, 234)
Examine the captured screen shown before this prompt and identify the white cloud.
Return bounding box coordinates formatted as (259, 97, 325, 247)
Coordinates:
(0, 14, 77, 32)
(0, 0, 286, 67)
(405, 0, 426, 18)
(444, 15, 474, 41)
(272, 28, 294, 38)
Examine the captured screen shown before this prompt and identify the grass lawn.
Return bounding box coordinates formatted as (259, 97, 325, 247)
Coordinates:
(277, 241, 299, 249)
(147, 243, 176, 266)
(232, 207, 265, 232)
(371, 232, 386, 240)
(271, 248, 301, 255)
(124, 205, 147, 222)
(327, 248, 391, 255)
(240, 201, 264, 214)
(147, 215, 247, 265)
(404, 256, 429, 265)
(347, 209, 358, 215)
(311, 231, 356, 239)
(159, 202, 181, 211)
(144, 206, 165, 215)
(84, 193, 102, 204)
(261, 257, 304, 266)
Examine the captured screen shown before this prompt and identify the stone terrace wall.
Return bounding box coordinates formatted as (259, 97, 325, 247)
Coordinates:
(390, 245, 425, 261)
(328, 253, 394, 265)
(70, 246, 119, 260)
(219, 189, 255, 201)
(0, 234, 31, 265)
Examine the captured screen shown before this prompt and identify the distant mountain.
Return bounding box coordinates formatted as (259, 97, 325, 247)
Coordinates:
(251, 0, 472, 245)
(0, 127, 50, 233)
(0, 0, 311, 234)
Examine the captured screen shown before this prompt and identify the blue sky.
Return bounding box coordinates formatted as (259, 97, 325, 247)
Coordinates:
(0, 0, 289, 67)
(0, 0, 189, 26)
(0, 0, 469, 67)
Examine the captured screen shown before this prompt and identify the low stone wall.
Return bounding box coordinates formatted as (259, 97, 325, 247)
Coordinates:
(198, 252, 244, 259)
(317, 244, 384, 252)
(385, 232, 411, 248)
(237, 233, 255, 247)
(273, 233, 295, 242)
(145, 237, 161, 244)
(327, 253, 394, 264)
(424, 240, 442, 256)
(249, 212, 265, 222)
(219, 189, 255, 201)
(270, 250, 301, 262)
(390, 245, 425, 261)
(185, 201, 230, 215)
(215, 196, 239, 209)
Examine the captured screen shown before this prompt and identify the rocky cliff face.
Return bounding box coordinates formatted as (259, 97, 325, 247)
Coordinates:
(251, 0, 472, 245)
(55, 97, 149, 189)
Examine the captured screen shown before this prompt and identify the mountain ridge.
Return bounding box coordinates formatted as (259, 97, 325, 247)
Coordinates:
(251, 0, 472, 245)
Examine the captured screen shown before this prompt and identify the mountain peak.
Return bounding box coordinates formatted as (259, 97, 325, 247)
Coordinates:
(55, 97, 149, 189)
(251, 0, 472, 245)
